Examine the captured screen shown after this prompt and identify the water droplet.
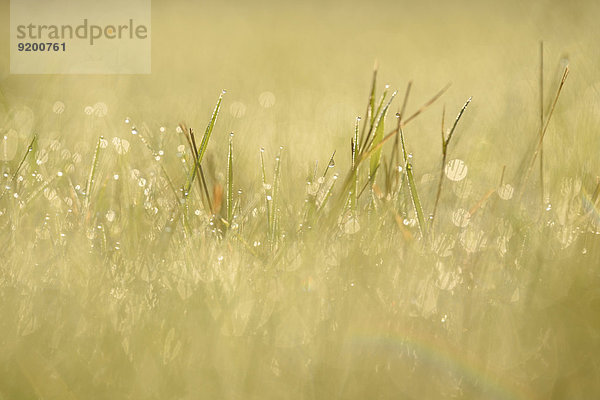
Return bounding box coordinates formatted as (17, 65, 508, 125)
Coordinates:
(131, 128, 138, 135)
(113, 174, 119, 180)
(106, 210, 116, 222)
(545, 203, 552, 211)
(57, 171, 63, 177)
(159, 126, 165, 133)
(125, 117, 131, 124)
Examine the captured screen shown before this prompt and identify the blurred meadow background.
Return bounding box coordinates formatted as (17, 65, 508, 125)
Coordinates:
(1, 0, 600, 399)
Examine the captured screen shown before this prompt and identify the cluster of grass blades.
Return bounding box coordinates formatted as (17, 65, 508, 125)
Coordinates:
(2, 56, 600, 400)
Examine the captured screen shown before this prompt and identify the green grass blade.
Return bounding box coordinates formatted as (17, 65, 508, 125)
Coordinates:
(227, 133, 234, 224)
(84, 136, 104, 210)
(0, 135, 37, 201)
(260, 148, 271, 235)
(271, 149, 282, 244)
(397, 121, 426, 238)
(197, 91, 225, 164)
(369, 91, 397, 179)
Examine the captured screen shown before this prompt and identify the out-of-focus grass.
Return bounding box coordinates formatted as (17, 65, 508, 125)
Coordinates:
(1, 0, 600, 399)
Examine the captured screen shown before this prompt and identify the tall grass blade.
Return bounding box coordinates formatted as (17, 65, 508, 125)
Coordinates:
(369, 91, 397, 179)
(0, 135, 36, 200)
(397, 118, 426, 238)
(84, 136, 104, 210)
(227, 133, 234, 224)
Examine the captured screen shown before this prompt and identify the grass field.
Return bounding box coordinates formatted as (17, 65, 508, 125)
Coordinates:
(1, 0, 600, 399)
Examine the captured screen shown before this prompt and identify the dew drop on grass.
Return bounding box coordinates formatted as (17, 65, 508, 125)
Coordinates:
(131, 128, 138, 135)
(125, 117, 130, 124)
(159, 126, 165, 133)
(106, 210, 116, 222)
(36, 149, 48, 165)
(113, 174, 119, 180)
(545, 203, 552, 211)
(445, 159, 468, 181)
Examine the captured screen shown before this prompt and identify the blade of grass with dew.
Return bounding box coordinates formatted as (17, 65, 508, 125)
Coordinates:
(271, 149, 282, 245)
(227, 132, 234, 225)
(361, 84, 389, 153)
(359, 64, 378, 146)
(182, 92, 224, 205)
(189, 128, 214, 213)
(520, 66, 569, 198)
(84, 136, 104, 211)
(0, 134, 37, 200)
(431, 97, 472, 226)
(369, 91, 397, 179)
(397, 118, 426, 238)
(260, 148, 272, 236)
(351, 117, 360, 212)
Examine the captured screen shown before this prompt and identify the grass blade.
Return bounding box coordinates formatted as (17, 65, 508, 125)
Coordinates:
(227, 133, 234, 224)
